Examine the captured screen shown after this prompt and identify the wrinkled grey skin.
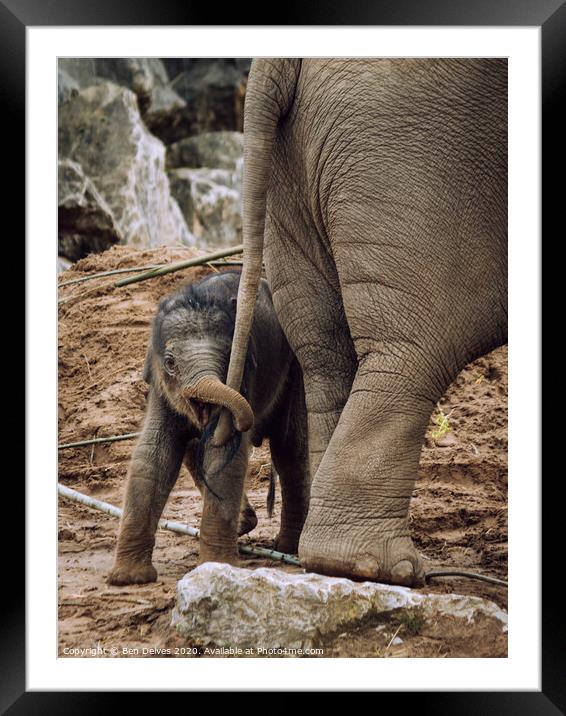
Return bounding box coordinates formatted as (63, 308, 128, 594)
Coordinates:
(217, 59, 507, 586)
(108, 272, 309, 585)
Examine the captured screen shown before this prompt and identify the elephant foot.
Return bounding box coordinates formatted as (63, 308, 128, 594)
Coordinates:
(298, 520, 425, 587)
(107, 560, 157, 586)
(237, 503, 258, 536)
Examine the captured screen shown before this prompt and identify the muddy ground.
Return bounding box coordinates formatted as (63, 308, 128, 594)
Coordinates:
(58, 246, 508, 658)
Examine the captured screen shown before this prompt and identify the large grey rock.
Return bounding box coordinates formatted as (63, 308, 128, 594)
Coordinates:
(166, 131, 244, 171)
(58, 59, 97, 89)
(58, 158, 123, 261)
(57, 58, 187, 142)
(168, 167, 242, 247)
(57, 58, 250, 145)
(58, 67, 80, 106)
(157, 59, 251, 141)
(58, 83, 194, 249)
(171, 563, 508, 651)
(94, 58, 186, 131)
(94, 58, 160, 99)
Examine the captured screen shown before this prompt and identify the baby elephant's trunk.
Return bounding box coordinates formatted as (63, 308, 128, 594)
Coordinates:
(182, 376, 254, 433)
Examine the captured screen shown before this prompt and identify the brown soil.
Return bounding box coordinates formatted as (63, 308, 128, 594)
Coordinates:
(58, 246, 508, 658)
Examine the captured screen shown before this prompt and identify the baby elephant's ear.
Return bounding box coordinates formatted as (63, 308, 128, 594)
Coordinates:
(142, 345, 153, 384)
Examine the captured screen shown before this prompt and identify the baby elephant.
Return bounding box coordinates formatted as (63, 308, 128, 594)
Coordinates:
(108, 271, 309, 585)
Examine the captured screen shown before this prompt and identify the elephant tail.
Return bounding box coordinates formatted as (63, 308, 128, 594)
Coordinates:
(213, 59, 301, 446)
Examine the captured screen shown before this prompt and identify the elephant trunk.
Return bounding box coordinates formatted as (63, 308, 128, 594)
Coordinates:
(183, 376, 253, 433)
(213, 59, 301, 446)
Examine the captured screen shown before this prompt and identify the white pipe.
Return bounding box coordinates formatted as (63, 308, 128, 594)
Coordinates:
(57, 483, 199, 537)
(57, 483, 299, 565)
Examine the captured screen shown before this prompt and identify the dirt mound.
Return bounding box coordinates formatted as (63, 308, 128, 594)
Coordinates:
(58, 246, 507, 658)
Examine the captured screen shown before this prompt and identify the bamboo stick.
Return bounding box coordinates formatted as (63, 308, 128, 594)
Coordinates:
(115, 245, 244, 287)
(59, 260, 247, 290)
(59, 264, 164, 288)
(58, 432, 141, 450)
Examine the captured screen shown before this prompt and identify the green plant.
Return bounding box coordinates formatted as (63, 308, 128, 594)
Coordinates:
(431, 405, 452, 440)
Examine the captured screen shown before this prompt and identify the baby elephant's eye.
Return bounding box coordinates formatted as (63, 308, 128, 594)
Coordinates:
(164, 355, 175, 374)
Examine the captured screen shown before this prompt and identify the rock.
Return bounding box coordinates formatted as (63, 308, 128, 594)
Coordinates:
(58, 58, 187, 144)
(168, 168, 242, 247)
(58, 159, 123, 261)
(391, 636, 403, 645)
(142, 83, 187, 141)
(166, 131, 244, 172)
(57, 58, 249, 147)
(58, 59, 97, 89)
(58, 67, 80, 105)
(57, 256, 73, 273)
(156, 59, 251, 141)
(233, 155, 244, 193)
(58, 83, 194, 249)
(435, 432, 458, 447)
(94, 58, 186, 133)
(171, 563, 508, 651)
(94, 58, 157, 101)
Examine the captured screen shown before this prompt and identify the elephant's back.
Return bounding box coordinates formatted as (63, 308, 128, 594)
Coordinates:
(277, 59, 507, 257)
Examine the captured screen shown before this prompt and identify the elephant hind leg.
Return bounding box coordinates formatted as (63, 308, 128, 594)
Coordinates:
(265, 211, 357, 479)
(299, 349, 440, 586)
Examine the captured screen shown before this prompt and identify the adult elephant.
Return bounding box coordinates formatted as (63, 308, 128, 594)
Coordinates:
(214, 58, 507, 587)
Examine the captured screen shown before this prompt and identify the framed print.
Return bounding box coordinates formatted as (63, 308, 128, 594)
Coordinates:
(10, 0, 558, 708)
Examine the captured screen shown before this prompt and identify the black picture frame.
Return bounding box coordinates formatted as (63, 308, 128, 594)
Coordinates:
(12, 0, 558, 709)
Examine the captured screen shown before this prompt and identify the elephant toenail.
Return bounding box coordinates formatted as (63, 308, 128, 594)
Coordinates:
(355, 554, 380, 579)
(390, 560, 414, 585)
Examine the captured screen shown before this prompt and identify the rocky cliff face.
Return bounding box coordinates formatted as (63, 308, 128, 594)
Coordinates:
(58, 59, 249, 268)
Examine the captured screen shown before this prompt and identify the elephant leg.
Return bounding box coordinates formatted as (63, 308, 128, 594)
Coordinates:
(183, 438, 257, 537)
(265, 213, 357, 479)
(299, 221, 453, 585)
(197, 432, 251, 565)
(108, 390, 189, 585)
(268, 360, 311, 554)
(298, 352, 434, 586)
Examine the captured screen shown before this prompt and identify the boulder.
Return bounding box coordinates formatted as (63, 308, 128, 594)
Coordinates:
(166, 131, 244, 171)
(57, 256, 72, 273)
(58, 83, 194, 249)
(157, 59, 251, 141)
(94, 58, 186, 132)
(58, 158, 123, 261)
(94, 58, 158, 102)
(171, 563, 508, 651)
(168, 167, 242, 247)
(58, 67, 80, 106)
(58, 58, 97, 89)
(57, 58, 187, 142)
